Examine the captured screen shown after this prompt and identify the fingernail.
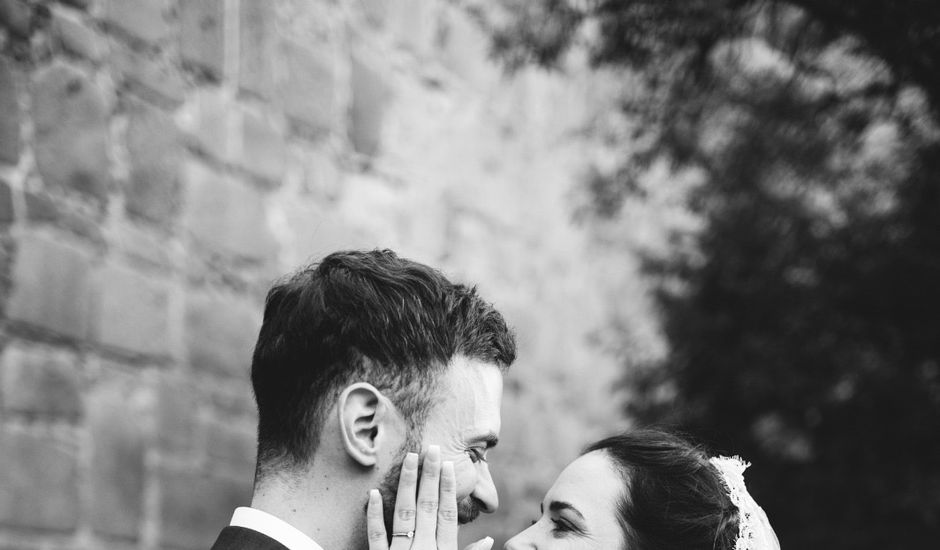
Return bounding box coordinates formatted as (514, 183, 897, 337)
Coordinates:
(427, 444, 440, 461)
(477, 536, 494, 550)
(404, 452, 419, 469)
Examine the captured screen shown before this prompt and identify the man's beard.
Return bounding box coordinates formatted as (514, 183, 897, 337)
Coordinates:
(377, 443, 484, 535)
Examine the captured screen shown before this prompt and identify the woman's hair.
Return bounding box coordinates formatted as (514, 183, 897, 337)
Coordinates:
(584, 429, 739, 550)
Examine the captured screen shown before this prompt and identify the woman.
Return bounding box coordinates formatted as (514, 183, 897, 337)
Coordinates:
(367, 429, 780, 550)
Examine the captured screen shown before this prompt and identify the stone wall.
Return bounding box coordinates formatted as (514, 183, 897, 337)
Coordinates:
(0, 1, 666, 548)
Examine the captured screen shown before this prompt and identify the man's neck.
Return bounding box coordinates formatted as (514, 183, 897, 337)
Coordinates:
(251, 472, 369, 550)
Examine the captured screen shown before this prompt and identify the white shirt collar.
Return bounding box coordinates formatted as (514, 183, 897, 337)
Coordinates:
(230, 507, 325, 550)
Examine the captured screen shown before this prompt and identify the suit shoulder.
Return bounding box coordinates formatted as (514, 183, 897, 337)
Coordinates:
(210, 526, 291, 550)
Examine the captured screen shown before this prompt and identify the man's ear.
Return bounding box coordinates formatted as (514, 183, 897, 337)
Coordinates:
(337, 383, 403, 467)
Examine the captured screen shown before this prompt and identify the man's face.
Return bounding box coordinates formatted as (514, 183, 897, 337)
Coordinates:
(379, 356, 504, 528)
(422, 356, 504, 522)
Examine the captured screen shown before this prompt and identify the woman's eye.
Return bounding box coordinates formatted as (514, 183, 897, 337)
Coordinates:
(550, 519, 575, 537)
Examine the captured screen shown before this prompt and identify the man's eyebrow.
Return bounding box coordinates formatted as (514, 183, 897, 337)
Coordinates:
(549, 500, 585, 520)
(468, 433, 499, 449)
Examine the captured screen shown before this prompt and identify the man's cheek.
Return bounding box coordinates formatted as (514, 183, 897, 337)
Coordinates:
(452, 460, 478, 498)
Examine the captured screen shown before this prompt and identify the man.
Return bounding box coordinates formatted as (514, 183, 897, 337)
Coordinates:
(211, 250, 517, 550)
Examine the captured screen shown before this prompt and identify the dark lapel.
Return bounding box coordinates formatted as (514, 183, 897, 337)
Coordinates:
(210, 526, 292, 550)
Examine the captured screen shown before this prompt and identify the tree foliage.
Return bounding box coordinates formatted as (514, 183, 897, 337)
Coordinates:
(483, 1, 940, 546)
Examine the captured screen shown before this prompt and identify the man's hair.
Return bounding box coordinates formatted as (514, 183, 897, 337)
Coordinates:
(585, 429, 739, 550)
(251, 249, 516, 479)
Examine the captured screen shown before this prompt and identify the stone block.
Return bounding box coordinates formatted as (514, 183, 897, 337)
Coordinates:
(61, 0, 91, 10)
(111, 218, 172, 269)
(205, 421, 255, 479)
(332, 173, 407, 249)
(52, 5, 104, 62)
(31, 61, 109, 200)
(22, 191, 106, 244)
(111, 43, 184, 108)
(238, 0, 275, 98)
(101, 0, 169, 46)
(439, 11, 498, 88)
(89, 376, 149, 539)
(209, 381, 255, 420)
(0, 57, 20, 165)
(296, 144, 341, 199)
(182, 98, 285, 183)
(24, 190, 56, 221)
(0, 430, 80, 531)
(349, 52, 389, 156)
(180, 0, 225, 80)
(125, 99, 181, 224)
(278, 40, 335, 134)
(0, 0, 32, 39)
(155, 376, 197, 454)
(185, 291, 259, 377)
(159, 470, 251, 550)
(1, 344, 82, 419)
(360, 0, 387, 27)
(238, 109, 286, 184)
(0, 239, 11, 308)
(271, 197, 375, 267)
(181, 160, 277, 262)
(0, 178, 12, 222)
(91, 263, 171, 358)
(389, 0, 437, 55)
(6, 232, 93, 339)
(64, 211, 106, 245)
(177, 88, 234, 162)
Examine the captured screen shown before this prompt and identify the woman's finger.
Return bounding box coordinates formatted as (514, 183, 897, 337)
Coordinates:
(414, 445, 442, 545)
(366, 489, 390, 550)
(390, 452, 419, 550)
(436, 461, 459, 550)
(462, 537, 494, 550)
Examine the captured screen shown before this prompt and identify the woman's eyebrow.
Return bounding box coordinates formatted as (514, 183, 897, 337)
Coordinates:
(549, 500, 585, 520)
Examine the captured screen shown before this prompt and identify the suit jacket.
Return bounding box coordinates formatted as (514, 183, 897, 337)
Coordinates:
(210, 526, 290, 550)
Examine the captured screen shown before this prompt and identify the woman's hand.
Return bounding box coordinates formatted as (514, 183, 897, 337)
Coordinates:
(367, 445, 493, 550)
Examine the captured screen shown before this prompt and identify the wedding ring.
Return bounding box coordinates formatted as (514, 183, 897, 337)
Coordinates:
(391, 531, 414, 538)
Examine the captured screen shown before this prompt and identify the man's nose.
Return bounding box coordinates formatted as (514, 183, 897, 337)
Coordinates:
(472, 462, 499, 513)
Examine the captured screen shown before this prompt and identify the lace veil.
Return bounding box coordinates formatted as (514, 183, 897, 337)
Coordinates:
(709, 456, 781, 550)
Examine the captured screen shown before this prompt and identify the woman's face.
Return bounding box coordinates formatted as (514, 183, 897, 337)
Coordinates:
(504, 451, 626, 550)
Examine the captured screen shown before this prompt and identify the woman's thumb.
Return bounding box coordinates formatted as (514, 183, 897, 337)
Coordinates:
(463, 536, 494, 550)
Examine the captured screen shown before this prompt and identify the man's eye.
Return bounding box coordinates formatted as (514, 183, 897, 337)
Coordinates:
(467, 447, 487, 463)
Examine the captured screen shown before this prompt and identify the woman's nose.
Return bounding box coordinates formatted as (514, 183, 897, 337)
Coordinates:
(503, 524, 535, 549)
